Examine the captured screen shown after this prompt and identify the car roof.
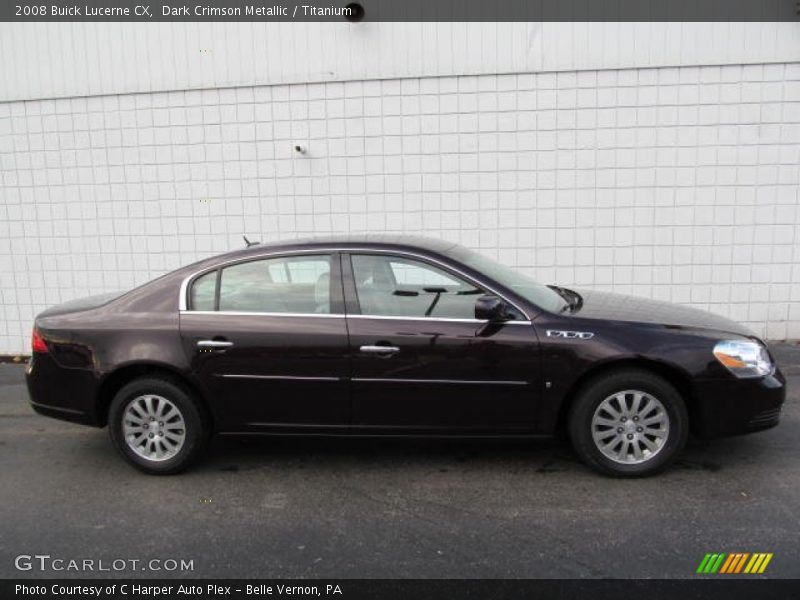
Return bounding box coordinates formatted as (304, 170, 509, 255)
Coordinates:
(210, 234, 462, 262)
(163, 234, 475, 291)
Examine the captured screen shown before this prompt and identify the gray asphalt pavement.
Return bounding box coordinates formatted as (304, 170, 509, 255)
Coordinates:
(1, 345, 798, 579)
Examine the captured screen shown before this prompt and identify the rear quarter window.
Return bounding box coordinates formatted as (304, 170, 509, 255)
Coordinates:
(190, 270, 217, 311)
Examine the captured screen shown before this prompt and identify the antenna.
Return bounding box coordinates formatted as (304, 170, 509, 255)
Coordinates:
(243, 235, 260, 248)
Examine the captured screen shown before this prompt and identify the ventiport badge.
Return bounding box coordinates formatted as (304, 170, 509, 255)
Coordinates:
(546, 330, 595, 339)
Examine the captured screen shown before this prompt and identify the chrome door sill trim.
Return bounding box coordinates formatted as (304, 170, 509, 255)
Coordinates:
(217, 374, 343, 382)
(351, 378, 529, 386)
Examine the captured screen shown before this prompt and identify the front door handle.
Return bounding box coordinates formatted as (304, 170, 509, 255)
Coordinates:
(359, 344, 400, 357)
(197, 339, 234, 349)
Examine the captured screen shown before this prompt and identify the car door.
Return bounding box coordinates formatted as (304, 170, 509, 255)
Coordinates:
(343, 252, 541, 434)
(179, 252, 350, 434)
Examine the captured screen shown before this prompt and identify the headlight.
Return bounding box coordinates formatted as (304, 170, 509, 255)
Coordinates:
(713, 340, 774, 378)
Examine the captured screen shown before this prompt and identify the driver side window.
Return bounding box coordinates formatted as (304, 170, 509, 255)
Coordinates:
(351, 254, 483, 319)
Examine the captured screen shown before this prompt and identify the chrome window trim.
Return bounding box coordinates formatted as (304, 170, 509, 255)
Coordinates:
(181, 310, 344, 319)
(179, 310, 531, 326)
(347, 314, 532, 325)
(352, 377, 529, 386)
(178, 246, 532, 319)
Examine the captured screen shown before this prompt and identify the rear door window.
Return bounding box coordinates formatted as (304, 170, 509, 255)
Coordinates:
(191, 255, 332, 314)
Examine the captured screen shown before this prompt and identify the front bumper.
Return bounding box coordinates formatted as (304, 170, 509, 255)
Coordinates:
(690, 369, 786, 438)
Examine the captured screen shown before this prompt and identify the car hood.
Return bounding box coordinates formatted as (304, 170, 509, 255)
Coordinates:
(37, 291, 125, 319)
(568, 288, 755, 338)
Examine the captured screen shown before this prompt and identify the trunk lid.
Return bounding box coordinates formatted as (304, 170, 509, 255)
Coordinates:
(36, 292, 125, 319)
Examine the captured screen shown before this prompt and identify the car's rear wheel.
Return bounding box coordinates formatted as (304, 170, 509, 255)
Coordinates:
(109, 376, 208, 475)
(568, 369, 688, 477)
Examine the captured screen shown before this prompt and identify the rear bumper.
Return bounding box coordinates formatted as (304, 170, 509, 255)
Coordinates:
(691, 369, 786, 438)
(25, 353, 102, 427)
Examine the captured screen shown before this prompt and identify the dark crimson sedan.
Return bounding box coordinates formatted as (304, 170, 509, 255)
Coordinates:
(26, 235, 785, 476)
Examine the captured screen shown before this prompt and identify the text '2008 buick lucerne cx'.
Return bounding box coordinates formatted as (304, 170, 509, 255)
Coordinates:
(26, 235, 785, 477)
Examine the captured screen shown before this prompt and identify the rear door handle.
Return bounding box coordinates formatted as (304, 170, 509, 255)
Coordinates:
(359, 345, 400, 357)
(197, 340, 234, 349)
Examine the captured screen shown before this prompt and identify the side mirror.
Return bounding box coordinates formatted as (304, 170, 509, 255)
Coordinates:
(474, 294, 510, 322)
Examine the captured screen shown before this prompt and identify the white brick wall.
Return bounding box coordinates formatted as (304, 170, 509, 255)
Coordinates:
(1, 62, 800, 353)
(4, 22, 799, 102)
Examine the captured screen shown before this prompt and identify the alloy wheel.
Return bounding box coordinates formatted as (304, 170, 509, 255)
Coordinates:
(122, 394, 187, 462)
(591, 389, 670, 464)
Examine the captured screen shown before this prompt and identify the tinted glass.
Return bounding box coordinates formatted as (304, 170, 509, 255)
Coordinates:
(351, 254, 483, 319)
(190, 270, 217, 311)
(216, 255, 332, 314)
(446, 246, 565, 313)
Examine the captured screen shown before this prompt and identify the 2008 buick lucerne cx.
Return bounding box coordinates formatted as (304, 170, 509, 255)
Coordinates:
(26, 235, 785, 477)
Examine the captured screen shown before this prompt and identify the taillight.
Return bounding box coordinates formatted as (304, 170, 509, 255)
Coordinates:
(31, 329, 49, 353)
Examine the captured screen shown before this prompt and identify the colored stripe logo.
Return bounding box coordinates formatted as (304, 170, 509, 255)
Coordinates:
(697, 553, 773, 574)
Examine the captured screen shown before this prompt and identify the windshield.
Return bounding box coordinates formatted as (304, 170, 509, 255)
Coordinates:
(446, 246, 566, 314)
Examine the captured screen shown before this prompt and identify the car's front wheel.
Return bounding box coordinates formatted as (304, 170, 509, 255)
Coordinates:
(568, 369, 688, 477)
(108, 376, 208, 475)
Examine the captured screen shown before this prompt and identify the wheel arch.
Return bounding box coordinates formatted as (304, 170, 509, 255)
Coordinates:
(555, 357, 695, 434)
(95, 362, 213, 430)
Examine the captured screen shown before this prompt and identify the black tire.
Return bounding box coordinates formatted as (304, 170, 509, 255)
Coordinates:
(568, 369, 688, 478)
(108, 376, 209, 475)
